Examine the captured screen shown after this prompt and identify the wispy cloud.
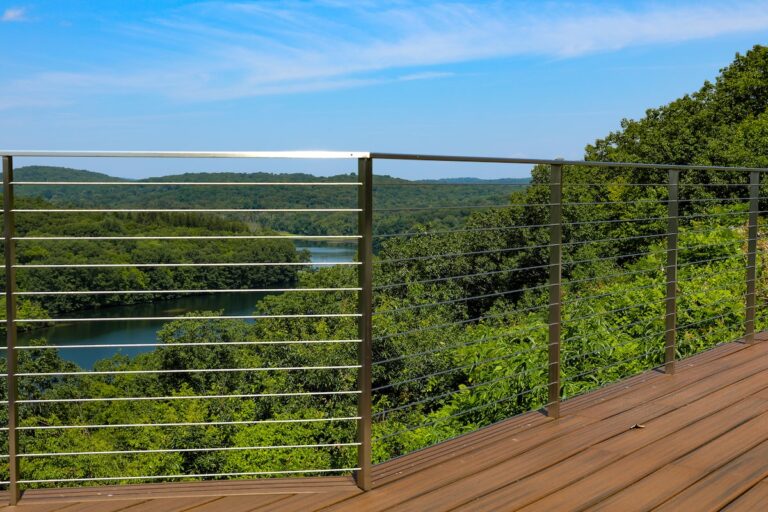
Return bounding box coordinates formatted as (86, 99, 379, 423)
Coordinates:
(1, 7, 26, 22)
(3, 0, 768, 109)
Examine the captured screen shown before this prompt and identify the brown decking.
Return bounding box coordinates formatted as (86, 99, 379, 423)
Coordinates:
(4, 337, 768, 511)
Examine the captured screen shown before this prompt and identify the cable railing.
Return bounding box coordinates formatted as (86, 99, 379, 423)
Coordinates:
(0, 150, 765, 505)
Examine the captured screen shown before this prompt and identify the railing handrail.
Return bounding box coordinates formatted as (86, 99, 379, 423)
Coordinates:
(372, 153, 768, 172)
(4, 149, 768, 173)
(0, 150, 369, 159)
(0, 150, 765, 505)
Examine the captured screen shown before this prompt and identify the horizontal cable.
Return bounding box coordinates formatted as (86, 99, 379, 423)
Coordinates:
(566, 183, 747, 188)
(372, 344, 541, 392)
(563, 196, 765, 207)
(677, 282, 752, 301)
(675, 253, 745, 269)
(375, 284, 548, 316)
(17, 365, 360, 377)
(563, 199, 666, 207)
(677, 323, 744, 350)
(376, 242, 554, 265)
(563, 248, 662, 267)
(13, 339, 361, 350)
(17, 468, 360, 485)
(8, 390, 360, 405)
(563, 231, 667, 248)
(373, 324, 544, 366)
(563, 315, 663, 345)
(563, 266, 660, 288)
(564, 239, 743, 268)
(677, 183, 751, 187)
(15, 261, 359, 269)
(375, 263, 551, 291)
(679, 210, 758, 221)
(676, 312, 745, 331)
(562, 298, 664, 326)
(14, 208, 360, 213)
(373, 364, 548, 418)
(372, 182, 535, 187)
(564, 281, 663, 306)
(15, 287, 361, 297)
(13, 181, 361, 186)
(373, 384, 549, 443)
(16, 442, 360, 459)
(565, 215, 666, 228)
(564, 183, 666, 187)
(679, 196, 763, 203)
(669, 300, 748, 323)
(13, 313, 360, 323)
(373, 305, 548, 341)
(15, 235, 360, 241)
(6, 416, 361, 432)
(563, 328, 666, 364)
(374, 222, 553, 240)
(566, 225, 741, 247)
(677, 281, 748, 305)
(678, 239, 743, 251)
(563, 348, 664, 383)
(373, 203, 536, 212)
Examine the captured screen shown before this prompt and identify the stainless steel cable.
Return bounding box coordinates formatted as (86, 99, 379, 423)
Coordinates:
(372, 325, 543, 366)
(3, 416, 361, 432)
(372, 364, 548, 418)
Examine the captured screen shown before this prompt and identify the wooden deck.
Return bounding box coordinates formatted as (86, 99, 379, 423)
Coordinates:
(4, 337, 768, 511)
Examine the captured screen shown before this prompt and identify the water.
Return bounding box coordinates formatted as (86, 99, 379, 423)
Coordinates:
(18, 244, 356, 368)
(294, 242, 357, 265)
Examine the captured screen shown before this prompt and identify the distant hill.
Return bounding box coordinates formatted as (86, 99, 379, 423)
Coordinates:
(6, 166, 531, 237)
(13, 165, 128, 182)
(9, 166, 530, 185)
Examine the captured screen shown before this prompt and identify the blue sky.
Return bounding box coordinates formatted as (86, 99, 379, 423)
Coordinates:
(1, 1, 768, 179)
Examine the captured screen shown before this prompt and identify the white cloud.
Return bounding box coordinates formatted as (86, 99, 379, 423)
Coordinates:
(1, 7, 26, 22)
(3, 0, 768, 108)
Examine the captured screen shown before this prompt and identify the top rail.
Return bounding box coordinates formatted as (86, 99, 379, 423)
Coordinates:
(3, 150, 768, 172)
(370, 152, 768, 172)
(0, 150, 369, 159)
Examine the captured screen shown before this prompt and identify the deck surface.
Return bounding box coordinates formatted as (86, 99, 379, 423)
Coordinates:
(4, 338, 768, 511)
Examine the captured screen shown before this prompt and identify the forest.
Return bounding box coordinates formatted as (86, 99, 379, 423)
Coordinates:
(11, 166, 529, 240)
(1, 45, 768, 486)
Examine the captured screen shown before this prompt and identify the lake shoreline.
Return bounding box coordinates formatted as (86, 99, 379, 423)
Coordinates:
(19, 243, 356, 369)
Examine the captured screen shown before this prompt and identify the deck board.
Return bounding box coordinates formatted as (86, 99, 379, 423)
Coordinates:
(722, 479, 768, 511)
(3, 339, 768, 511)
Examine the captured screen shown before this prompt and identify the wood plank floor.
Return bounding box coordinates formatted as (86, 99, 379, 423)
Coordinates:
(3, 338, 768, 511)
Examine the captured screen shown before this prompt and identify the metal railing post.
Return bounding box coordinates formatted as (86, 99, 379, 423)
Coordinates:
(356, 157, 373, 490)
(3, 156, 19, 504)
(665, 169, 680, 374)
(745, 170, 760, 344)
(548, 163, 563, 418)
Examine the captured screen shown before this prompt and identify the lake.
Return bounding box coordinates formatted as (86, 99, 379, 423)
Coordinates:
(18, 243, 357, 368)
